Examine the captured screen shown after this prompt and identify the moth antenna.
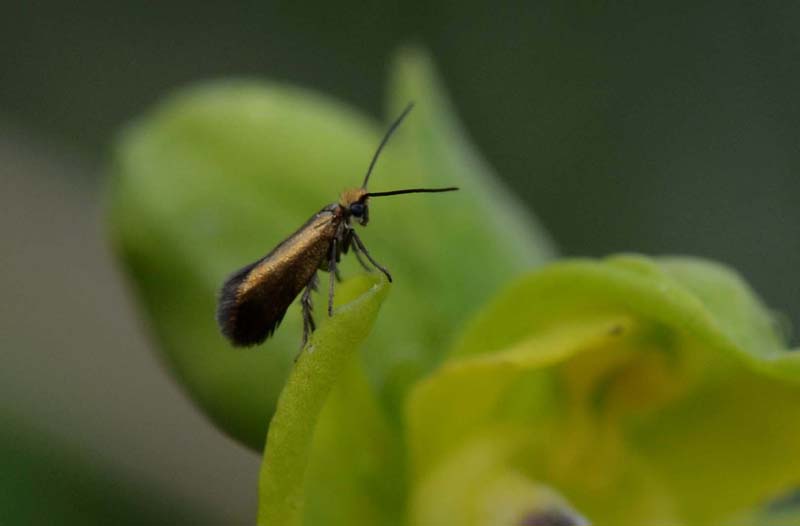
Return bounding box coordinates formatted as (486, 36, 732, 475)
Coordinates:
(362, 102, 415, 189)
(366, 186, 459, 197)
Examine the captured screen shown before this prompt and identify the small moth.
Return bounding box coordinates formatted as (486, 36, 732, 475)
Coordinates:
(216, 103, 458, 348)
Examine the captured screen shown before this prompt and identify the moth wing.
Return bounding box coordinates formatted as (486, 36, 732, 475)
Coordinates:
(216, 211, 338, 347)
(216, 257, 302, 345)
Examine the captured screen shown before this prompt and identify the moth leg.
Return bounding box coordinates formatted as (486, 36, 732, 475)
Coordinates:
(298, 272, 318, 358)
(352, 243, 372, 271)
(328, 238, 337, 317)
(344, 228, 371, 271)
(351, 231, 392, 282)
(335, 268, 343, 283)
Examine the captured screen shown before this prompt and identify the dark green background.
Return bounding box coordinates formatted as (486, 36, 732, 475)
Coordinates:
(4, 2, 799, 324)
(1, 2, 798, 523)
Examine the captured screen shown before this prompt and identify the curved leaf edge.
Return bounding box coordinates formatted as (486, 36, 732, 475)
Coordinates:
(257, 275, 390, 526)
(451, 255, 798, 381)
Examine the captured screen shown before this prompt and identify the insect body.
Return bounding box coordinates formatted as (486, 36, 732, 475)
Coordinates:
(216, 104, 458, 348)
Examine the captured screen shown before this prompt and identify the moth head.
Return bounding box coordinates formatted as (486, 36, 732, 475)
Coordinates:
(340, 188, 370, 226)
(341, 103, 457, 228)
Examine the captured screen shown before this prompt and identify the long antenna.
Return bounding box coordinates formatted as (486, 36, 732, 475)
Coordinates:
(362, 102, 415, 189)
(367, 186, 459, 197)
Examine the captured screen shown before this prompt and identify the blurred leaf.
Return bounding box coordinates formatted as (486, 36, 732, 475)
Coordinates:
(373, 46, 556, 415)
(257, 275, 389, 526)
(733, 491, 800, 526)
(108, 48, 554, 450)
(408, 255, 800, 524)
(410, 430, 588, 526)
(758, 513, 800, 526)
(109, 82, 377, 451)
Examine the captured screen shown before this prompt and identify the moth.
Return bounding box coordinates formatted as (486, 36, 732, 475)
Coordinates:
(216, 103, 458, 348)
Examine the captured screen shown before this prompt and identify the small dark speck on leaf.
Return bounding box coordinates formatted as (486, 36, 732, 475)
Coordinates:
(608, 324, 625, 336)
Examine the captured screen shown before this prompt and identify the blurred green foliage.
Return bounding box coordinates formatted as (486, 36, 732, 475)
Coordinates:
(110, 48, 800, 525)
(4, 4, 800, 525)
(411, 255, 800, 525)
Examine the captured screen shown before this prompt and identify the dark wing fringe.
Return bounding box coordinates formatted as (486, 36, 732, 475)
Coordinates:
(216, 257, 289, 346)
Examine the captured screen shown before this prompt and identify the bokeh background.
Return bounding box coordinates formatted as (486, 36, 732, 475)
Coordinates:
(2, 2, 798, 524)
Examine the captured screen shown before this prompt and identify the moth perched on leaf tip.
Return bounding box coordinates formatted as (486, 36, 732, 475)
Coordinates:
(216, 103, 458, 349)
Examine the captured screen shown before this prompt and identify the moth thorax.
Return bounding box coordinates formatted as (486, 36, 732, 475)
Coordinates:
(339, 187, 368, 207)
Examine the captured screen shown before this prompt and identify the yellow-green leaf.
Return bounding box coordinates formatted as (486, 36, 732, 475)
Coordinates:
(408, 255, 800, 524)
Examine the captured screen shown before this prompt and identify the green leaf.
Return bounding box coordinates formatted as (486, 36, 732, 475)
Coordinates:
(409, 430, 589, 526)
(408, 255, 800, 524)
(372, 47, 556, 415)
(300, 356, 406, 526)
(257, 275, 389, 526)
(108, 48, 554, 449)
(750, 503, 800, 526)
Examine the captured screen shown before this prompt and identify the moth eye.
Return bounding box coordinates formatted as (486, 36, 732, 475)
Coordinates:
(350, 203, 365, 217)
